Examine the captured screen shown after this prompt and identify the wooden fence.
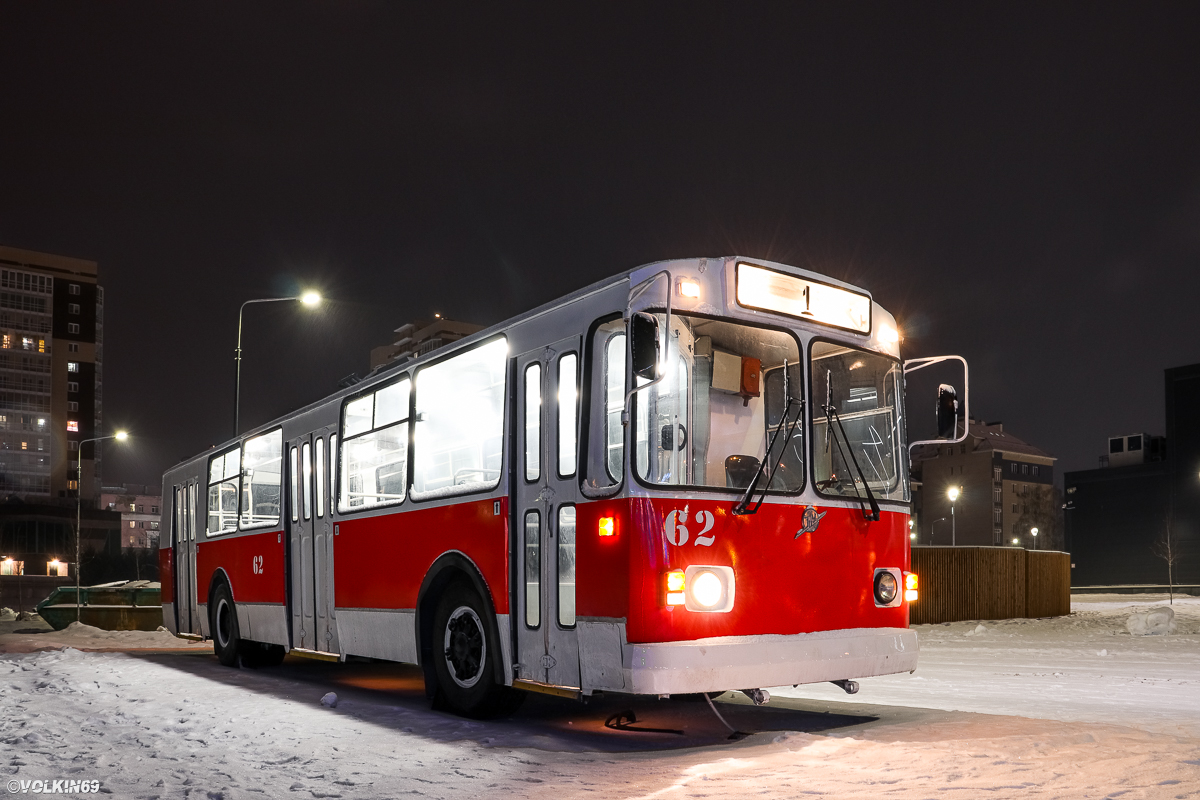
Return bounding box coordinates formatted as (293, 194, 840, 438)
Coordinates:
(909, 547, 1070, 624)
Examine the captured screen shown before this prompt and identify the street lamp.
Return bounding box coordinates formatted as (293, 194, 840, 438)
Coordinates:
(76, 431, 128, 622)
(947, 485, 960, 546)
(234, 293, 322, 437)
(1030, 526, 1038, 549)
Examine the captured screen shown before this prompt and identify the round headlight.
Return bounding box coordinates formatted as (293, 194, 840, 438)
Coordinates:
(874, 571, 898, 604)
(691, 571, 724, 608)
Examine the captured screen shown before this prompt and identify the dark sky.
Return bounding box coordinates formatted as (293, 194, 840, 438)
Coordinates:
(2, 3, 1198, 487)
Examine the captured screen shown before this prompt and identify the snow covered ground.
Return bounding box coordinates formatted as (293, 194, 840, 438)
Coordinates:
(0, 596, 1197, 798)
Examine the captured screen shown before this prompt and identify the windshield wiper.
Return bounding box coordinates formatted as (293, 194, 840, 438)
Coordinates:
(821, 403, 881, 522)
(733, 396, 801, 515)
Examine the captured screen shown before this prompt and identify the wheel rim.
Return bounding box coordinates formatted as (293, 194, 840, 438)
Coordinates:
(216, 597, 232, 648)
(443, 605, 486, 688)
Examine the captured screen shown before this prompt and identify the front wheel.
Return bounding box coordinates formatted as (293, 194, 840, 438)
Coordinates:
(431, 582, 523, 719)
(211, 583, 241, 667)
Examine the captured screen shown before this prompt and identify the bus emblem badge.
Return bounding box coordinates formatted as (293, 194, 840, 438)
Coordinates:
(796, 506, 827, 539)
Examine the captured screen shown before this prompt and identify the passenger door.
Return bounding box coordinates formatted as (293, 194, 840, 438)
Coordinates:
(288, 432, 338, 654)
(173, 481, 200, 635)
(513, 338, 582, 688)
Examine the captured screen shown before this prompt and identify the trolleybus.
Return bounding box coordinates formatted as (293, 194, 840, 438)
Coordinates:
(160, 257, 955, 718)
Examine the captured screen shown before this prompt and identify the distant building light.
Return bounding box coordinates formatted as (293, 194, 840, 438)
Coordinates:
(67, 421, 79, 432)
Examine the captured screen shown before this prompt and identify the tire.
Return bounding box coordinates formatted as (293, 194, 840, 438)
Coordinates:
(211, 583, 241, 668)
(430, 581, 523, 719)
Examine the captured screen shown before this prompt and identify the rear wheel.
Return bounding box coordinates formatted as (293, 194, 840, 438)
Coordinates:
(431, 581, 523, 719)
(211, 583, 241, 667)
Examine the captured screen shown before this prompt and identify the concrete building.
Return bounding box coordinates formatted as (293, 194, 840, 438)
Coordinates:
(369, 316, 484, 370)
(1065, 363, 1200, 587)
(100, 484, 162, 550)
(912, 420, 1057, 548)
(0, 245, 105, 501)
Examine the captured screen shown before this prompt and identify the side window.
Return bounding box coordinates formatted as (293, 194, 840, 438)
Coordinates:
(524, 510, 540, 628)
(583, 317, 626, 493)
(339, 377, 410, 512)
(524, 364, 541, 482)
(557, 505, 576, 627)
(557, 354, 578, 478)
(328, 434, 337, 513)
(412, 338, 506, 500)
(290, 447, 299, 522)
(207, 448, 240, 535)
(173, 486, 181, 547)
(314, 438, 325, 518)
(240, 429, 282, 529)
(302, 441, 312, 520)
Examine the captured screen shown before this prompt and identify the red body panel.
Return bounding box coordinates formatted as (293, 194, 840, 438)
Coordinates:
(333, 497, 509, 613)
(160, 548, 174, 604)
(581, 497, 908, 644)
(195, 528, 287, 605)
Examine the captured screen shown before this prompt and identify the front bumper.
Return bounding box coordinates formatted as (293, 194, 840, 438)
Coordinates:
(624, 627, 918, 695)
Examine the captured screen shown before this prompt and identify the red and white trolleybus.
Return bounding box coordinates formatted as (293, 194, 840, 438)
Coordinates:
(160, 257, 947, 718)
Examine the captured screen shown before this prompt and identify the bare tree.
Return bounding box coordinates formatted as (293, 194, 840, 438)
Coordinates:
(1152, 514, 1179, 605)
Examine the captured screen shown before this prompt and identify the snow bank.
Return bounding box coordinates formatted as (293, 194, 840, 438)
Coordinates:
(1126, 606, 1177, 635)
(0, 620, 211, 653)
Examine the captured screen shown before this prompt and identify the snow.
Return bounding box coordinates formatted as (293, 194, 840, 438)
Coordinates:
(0, 595, 1197, 798)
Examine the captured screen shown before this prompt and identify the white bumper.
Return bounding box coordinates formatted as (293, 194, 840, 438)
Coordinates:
(624, 627, 918, 695)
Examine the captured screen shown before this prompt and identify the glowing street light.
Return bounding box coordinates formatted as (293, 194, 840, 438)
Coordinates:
(76, 431, 129, 622)
(947, 485, 961, 546)
(234, 292, 323, 436)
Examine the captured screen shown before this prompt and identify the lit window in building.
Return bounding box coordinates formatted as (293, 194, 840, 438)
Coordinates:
(20, 441, 27, 450)
(38, 339, 45, 353)
(129, 503, 135, 512)
(68, 480, 77, 490)
(129, 520, 135, 528)
(67, 362, 79, 373)
(67, 421, 78, 432)
(1, 334, 9, 349)
(37, 418, 45, 428)
(21, 337, 33, 350)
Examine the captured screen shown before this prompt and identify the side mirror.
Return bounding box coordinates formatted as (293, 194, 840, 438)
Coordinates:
(937, 384, 958, 438)
(630, 312, 660, 380)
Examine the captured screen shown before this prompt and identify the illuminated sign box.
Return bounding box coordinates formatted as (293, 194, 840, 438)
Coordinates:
(735, 262, 871, 334)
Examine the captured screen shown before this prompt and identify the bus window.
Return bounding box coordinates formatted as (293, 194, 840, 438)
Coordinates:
(634, 315, 803, 492)
(557, 505, 576, 627)
(582, 317, 626, 494)
(207, 447, 239, 535)
(240, 429, 282, 529)
(339, 377, 410, 512)
(302, 441, 312, 521)
(524, 510, 540, 628)
(290, 446, 299, 522)
(412, 338, 506, 500)
(557, 354, 578, 478)
(329, 434, 337, 512)
(314, 438, 325, 518)
(524, 364, 540, 482)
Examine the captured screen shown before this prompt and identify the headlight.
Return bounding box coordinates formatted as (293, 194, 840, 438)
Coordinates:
(683, 565, 735, 613)
(874, 570, 898, 605)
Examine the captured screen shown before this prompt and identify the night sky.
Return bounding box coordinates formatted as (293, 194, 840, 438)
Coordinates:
(2, 4, 1198, 488)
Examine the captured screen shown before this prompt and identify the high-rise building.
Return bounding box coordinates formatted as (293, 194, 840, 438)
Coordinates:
(0, 245, 104, 500)
(369, 316, 484, 370)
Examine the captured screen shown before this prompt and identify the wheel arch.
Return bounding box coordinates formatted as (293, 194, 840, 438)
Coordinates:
(416, 551, 505, 699)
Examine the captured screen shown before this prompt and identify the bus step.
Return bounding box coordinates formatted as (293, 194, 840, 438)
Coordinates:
(175, 632, 204, 642)
(512, 679, 582, 701)
(290, 647, 341, 662)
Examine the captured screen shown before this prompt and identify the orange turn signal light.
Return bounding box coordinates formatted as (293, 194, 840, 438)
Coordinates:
(598, 516, 615, 537)
(905, 572, 918, 602)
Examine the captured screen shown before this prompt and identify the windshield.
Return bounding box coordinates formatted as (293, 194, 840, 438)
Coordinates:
(811, 341, 908, 502)
(635, 314, 803, 492)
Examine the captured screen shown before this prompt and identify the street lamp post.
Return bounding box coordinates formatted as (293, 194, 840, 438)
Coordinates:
(76, 431, 128, 622)
(1030, 526, 1038, 549)
(947, 486, 960, 546)
(234, 293, 321, 437)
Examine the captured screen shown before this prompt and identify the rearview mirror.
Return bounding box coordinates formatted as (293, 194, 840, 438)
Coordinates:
(630, 312, 660, 380)
(937, 384, 959, 438)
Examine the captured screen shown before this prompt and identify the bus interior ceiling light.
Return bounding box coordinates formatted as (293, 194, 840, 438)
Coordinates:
(736, 263, 870, 333)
